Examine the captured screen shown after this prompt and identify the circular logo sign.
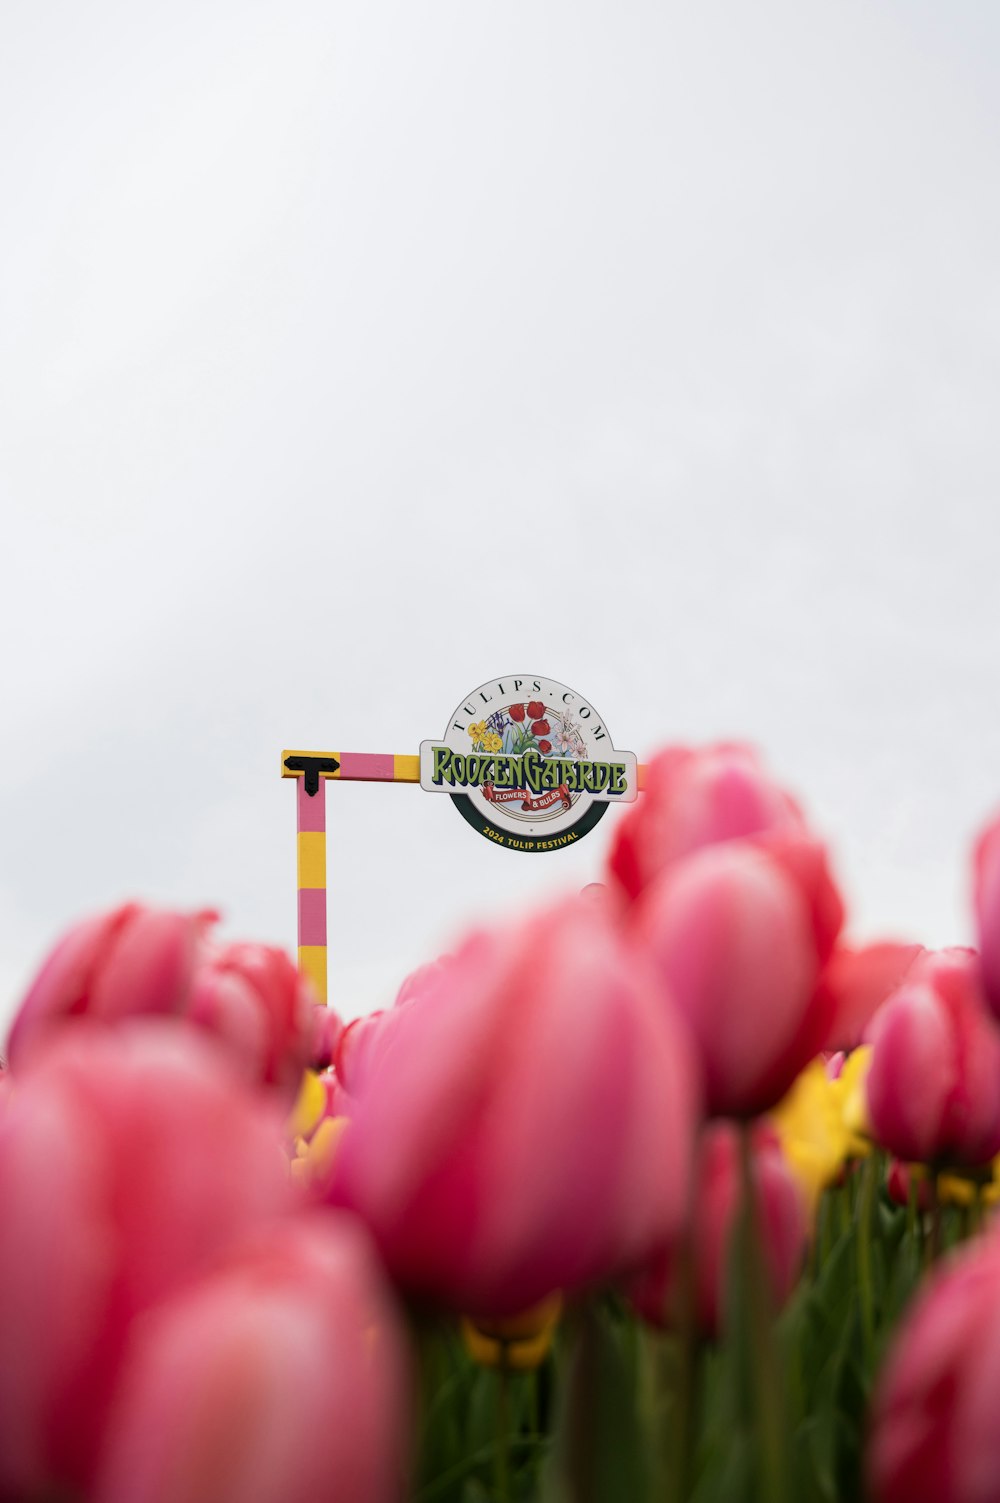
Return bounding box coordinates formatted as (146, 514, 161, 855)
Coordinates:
(419, 676, 637, 852)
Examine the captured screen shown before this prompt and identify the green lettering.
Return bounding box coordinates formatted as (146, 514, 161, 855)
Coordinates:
(523, 749, 545, 794)
(432, 746, 454, 786)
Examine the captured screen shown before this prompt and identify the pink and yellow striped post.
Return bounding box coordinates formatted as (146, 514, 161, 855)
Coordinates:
(281, 750, 420, 1006)
(295, 774, 328, 1002)
(282, 748, 648, 1006)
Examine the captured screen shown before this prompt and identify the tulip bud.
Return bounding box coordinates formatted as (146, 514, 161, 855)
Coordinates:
(7, 907, 315, 1101)
(865, 950, 1000, 1168)
(630, 1123, 806, 1338)
(192, 943, 315, 1100)
(885, 1160, 933, 1212)
(7, 903, 207, 1067)
(607, 743, 806, 903)
(632, 839, 842, 1116)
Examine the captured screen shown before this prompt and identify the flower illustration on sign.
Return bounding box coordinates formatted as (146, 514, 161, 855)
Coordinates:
(470, 704, 578, 768)
(421, 677, 638, 852)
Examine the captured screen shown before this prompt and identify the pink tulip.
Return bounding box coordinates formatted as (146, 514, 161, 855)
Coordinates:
(630, 1122, 806, 1338)
(7, 903, 316, 1100)
(188, 942, 315, 1098)
(632, 837, 843, 1116)
(607, 743, 806, 903)
(865, 949, 1000, 1167)
(885, 1159, 932, 1212)
(94, 1215, 409, 1503)
(868, 1235, 1000, 1503)
(0, 1024, 291, 1500)
(328, 898, 701, 1316)
(7, 902, 208, 1066)
(973, 811, 1000, 1020)
(336, 1011, 389, 1096)
(307, 1001, 344, 1070)
(392, 956, 453, 1008)
(821, 941, 925, 1051)
(334, 1003, 422, 1100)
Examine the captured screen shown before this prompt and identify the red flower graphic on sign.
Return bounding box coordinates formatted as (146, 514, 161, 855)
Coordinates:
(531, 720, 550, 737)
(508, 704, 526, 722)
(527, 701, 544, 721)
(538, 740, 552, 754)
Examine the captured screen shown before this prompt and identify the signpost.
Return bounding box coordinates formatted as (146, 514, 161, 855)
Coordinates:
(282, 676, 644, 1004)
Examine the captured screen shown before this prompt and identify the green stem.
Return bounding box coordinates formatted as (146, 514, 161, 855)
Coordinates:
(669, 1236, 700, 1503)
(416, 1439, 544, 1503)
(495, 1357, 511, 1503)
(739, 1122, 787, 1503)
(907, 1171, 919, 1248)
(819, 1186, 834, 1270)
(856, 1154, 877, 1369)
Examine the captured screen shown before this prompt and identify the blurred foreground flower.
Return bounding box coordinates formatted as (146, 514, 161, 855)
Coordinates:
(0, 1025, 407, 1503)
(0, 1025, 292, 1499)
(868, 1234, 1000, 1503)
(94, 1216, 409, 1503)
(607, 743, 806, 903)
(6, 902, 319, 1099)
(327, 898, 700, 1316)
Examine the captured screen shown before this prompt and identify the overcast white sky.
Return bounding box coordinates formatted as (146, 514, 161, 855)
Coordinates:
(3, 1, 999, 1027)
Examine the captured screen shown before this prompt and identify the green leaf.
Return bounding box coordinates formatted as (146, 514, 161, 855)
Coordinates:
(542, 1302, 649, 1503)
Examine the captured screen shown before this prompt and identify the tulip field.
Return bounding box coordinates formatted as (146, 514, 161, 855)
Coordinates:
(4, 744, 1000, 1502)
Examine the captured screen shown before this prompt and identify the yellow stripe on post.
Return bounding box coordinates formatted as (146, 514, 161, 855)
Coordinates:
(393, 754, 421, 783)
(299, 945, 328, 1004)
(297, 832, 327, 889)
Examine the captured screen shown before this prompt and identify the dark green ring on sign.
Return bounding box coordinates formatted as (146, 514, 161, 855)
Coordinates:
(450, 794, 609, 851)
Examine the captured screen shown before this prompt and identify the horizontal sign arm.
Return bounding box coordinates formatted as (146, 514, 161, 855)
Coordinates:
(282, 750, 649, 792)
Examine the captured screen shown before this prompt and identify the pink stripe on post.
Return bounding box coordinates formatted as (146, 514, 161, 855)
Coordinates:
(298, 888, 327, 946)
(297, 777, 327, 833)
(337, 752, 396, 781)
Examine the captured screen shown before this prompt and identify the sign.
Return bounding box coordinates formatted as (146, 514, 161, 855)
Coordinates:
(420, 675, 637, 851)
